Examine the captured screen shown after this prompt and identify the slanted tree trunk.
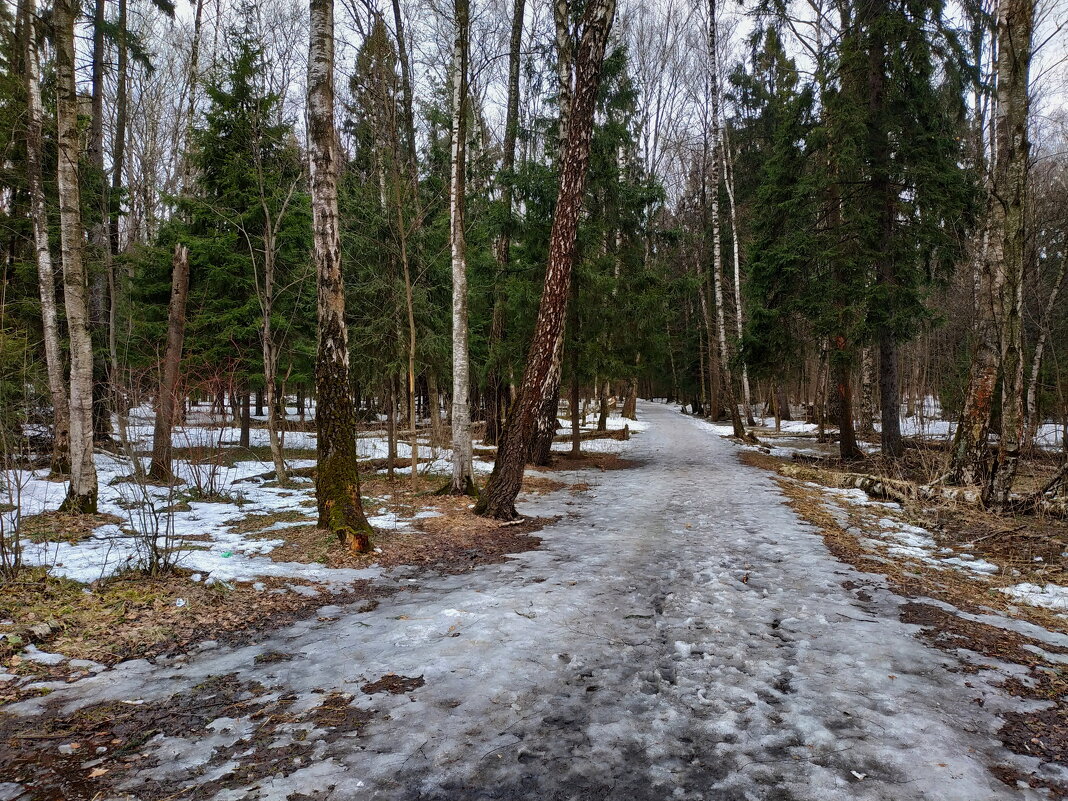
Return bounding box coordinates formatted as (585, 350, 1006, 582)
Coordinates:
(475, 0, 617, 519)
(55, 0, 98, 513)
(988, 0, 1035, 505)
(706, 0, 745, 440)
(309, 0, 372, 550)
(151, 0, 204, 483)
(21, 0, 70, 475)
(448, 0, 476, 495)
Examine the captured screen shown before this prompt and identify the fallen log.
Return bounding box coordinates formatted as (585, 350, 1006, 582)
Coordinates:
(237, 456, 436, 483)
(778, 462, 1068, 518)
(553, 426, 630, 443)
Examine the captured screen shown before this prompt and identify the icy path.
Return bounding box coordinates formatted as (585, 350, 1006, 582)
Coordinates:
(7, 403, 1032, 800)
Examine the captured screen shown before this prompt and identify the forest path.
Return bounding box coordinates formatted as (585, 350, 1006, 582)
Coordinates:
(6, 403, 1029, 801)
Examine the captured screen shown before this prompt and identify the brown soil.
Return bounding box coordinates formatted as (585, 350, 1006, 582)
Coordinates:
(360, 673, 425, 695)
(0, 672, 379, 801)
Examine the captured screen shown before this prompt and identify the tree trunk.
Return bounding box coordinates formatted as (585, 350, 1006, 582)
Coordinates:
(309, 0, 372, 551)
(240, 392, 251, 449)
(485, 0, 526, 451)
(151, 0, 204, 483)
(475, 0, 616, 519)
(55, 0, 98, 513)
(988, 0, 1035, 505)
(88, 0, 113, 445)
(448, 0, 476, 496)
(859, 346, 876, 434)
(722, 125, 754, 426)
(21, 0, 70, 475)
(1024, 254, 1067, 450)
(597, 380, 609, 431)
(149, 245, 190, 482)
(706, 0, 745, 440)
(530, 384, 560, 467)
(832, 339, 862, 459)
(570, 359, 581, 456)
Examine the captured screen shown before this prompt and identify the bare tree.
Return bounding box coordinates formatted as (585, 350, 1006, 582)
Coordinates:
(988, 0, 1036, 504)
(485, 0, 526, 448)
(475, 0, 618, 520)
(150, 0, 206, 482)
(705, 0, 745, 439)
(309, 0, 373, 551)
(448, 0, 476, 495)
(55, 0, 99, 513)
(20, 0, 70, 475)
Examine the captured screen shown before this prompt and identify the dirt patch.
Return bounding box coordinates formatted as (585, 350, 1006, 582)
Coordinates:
(0, 569, 390, 686)
(19, 512, 124, 545)
(259, 473, 552, 575)
(900, 602, 1068, 667)
(0, 672, 272, 801)
(0, 672, 379, 801)
(360, 673, 425, 695)
(228, 509, 315, 535)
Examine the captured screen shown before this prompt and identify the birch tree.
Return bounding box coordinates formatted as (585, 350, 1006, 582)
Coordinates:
(55, 0, 99, 513)
(20, 0, 70, 476)
(448, 0, 476, 495)
(309, 0, 373, 551)
(988, 0, 1036, 504)
(705, 0, 746, 439)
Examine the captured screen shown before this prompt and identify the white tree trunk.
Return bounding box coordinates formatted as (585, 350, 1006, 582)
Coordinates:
(55, 0, 98, 513)
(706, 0, 745, 439)
(21, 0, 70, 475)
(449, 0, 475, 495)
(721, 126, 754, 426)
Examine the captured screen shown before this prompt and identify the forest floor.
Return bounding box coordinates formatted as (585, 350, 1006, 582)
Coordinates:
(0, 402, 1066, 800)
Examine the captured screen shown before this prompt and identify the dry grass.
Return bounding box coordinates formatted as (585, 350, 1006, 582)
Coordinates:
(0, 568, 387, 689)
(19, 512, 124, 545)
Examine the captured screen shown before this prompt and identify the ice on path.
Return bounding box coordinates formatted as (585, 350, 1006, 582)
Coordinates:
(4, 402, 1044, 800)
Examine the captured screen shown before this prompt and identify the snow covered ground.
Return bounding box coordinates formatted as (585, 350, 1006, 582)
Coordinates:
(2, 407, 494, 586)
(2, 402, 1052, 800)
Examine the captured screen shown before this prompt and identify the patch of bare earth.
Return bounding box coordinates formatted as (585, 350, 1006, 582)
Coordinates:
(259, 472, 555, 575)
(740, 449, 1068, 796)
(0, 671, 381, 801)
(0, 569, 390, 701)
(19, 511, 124, 544)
